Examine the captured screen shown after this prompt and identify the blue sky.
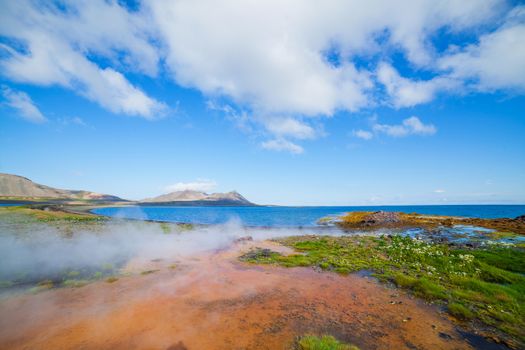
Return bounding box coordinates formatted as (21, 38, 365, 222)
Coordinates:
(1, 0, 524, 205)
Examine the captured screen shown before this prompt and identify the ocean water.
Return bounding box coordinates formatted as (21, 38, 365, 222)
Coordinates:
(92, 205, 525, 227)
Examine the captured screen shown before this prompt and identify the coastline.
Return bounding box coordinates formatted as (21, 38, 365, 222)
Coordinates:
(0, 205, 523, 348)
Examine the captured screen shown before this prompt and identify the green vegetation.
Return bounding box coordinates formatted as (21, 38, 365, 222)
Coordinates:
(241, 235, 525, 346)
(141, 269, 160, 275)
(28, 280, 54, 293)
(0, 280, 14, 288)
(177, 223, 194, 231)
(488, 231, 519, 240)
(0, 265, 122, 292)
(0, 206, 107, 233)
(160, 222, 171, 234)
(62, 279, 89, 288)
(295, 335, 359, 350)
(9, 206, 105, 222)
(448, 302, 474, 320)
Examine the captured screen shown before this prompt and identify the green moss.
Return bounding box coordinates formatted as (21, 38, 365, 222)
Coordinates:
(448, 302, 474, 320)
(67, 270, 80, 278)
(488, 231, 518, 240)
(28, 279, 55, 293)
(160, 222, 171, 234)
(296, 335, 359, 350)
(460, 248, 525, 274)
(140, 269, 159, 275)
(105, 276, 118, 283)
(0, 206, 107, 234)
(0, 280, 14, 288)
(62, 279, 89, 288)
(390, 274, 446, 300)
(177, 223, 194, 231)
(390, 273, 418, 288)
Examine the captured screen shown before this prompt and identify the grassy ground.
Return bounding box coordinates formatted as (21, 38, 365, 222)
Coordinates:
(0, 205, 106, 223)
(295, 335, 359, 350)
(0, 206, 194, 230)
(241, 235, 525, 348)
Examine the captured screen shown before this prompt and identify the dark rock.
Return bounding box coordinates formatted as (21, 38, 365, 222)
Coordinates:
(439, 332, 453, 340)
(235, 236, 253, 243)
(363, 211, 401, 225)
(515, 214, 525, 222)
(239, 248, 275, 261)
(166, 341, 188, 350)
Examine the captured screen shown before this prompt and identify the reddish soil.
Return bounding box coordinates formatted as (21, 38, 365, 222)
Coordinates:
(0, 241, 478, 350)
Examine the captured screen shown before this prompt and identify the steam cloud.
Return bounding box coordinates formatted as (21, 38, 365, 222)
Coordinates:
(0, 215, 341, 283)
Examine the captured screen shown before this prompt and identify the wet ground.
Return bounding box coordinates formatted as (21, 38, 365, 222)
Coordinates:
(0, 239, 499, 350)
(405, 225, 525, 246)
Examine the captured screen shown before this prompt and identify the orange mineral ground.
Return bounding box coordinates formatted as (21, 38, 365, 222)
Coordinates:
(0, 240, 480, 350)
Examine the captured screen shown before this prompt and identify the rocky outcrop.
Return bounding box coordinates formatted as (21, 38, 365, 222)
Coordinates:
(515, 215, 525, 223)
(361, 211, 401, 225)
(334, 210, 525, 235)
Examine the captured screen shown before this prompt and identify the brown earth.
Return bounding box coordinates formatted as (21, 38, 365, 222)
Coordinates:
(0, 240, 485, 350)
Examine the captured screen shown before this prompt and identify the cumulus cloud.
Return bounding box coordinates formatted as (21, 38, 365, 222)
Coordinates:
(438, 7, 525, 92)
(354, 116, 436, 140)
(353, 129, 374, 140)
(1, 85, 46, 123)
(148, 0, 504, 114)
(261, 138, 304, 154)
(373, 116, 437, 137)
(0, 0, 524, 151)
(377, 63, 458, 108)
(165, 179, 217, 193)
(264, 118, 317, 140)
(145, 0, 511, 150)
(0, 1, 165, 119)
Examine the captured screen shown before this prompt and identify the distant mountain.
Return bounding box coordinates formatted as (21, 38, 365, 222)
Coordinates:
(143, 190, 208, 203)
(0, 173, 125, 202)
(141, 190, 254, 206)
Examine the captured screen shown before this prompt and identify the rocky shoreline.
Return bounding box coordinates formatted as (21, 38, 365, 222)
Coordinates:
(320, 210, 525, 235)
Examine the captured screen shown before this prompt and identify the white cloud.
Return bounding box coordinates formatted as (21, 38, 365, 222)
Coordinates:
(402, 116, 437, 135)
(148, 0, 504, 116)
(434, 189, 446, 193)
(377, 63, 458, 108)
(264, 118, 316, 140)
(0, 0, 524, 152)
(165, 179, 217, 193)
(353, 129, 374, 140)
(0, 1, 165, 119)
(354, 116, 436, 139)
(261, 138, 304, 154)
(373, 116, 436, 137)
(1, 86, 46, 123)
(147, 0, 506, 144)
(439, 8, 525, 91)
